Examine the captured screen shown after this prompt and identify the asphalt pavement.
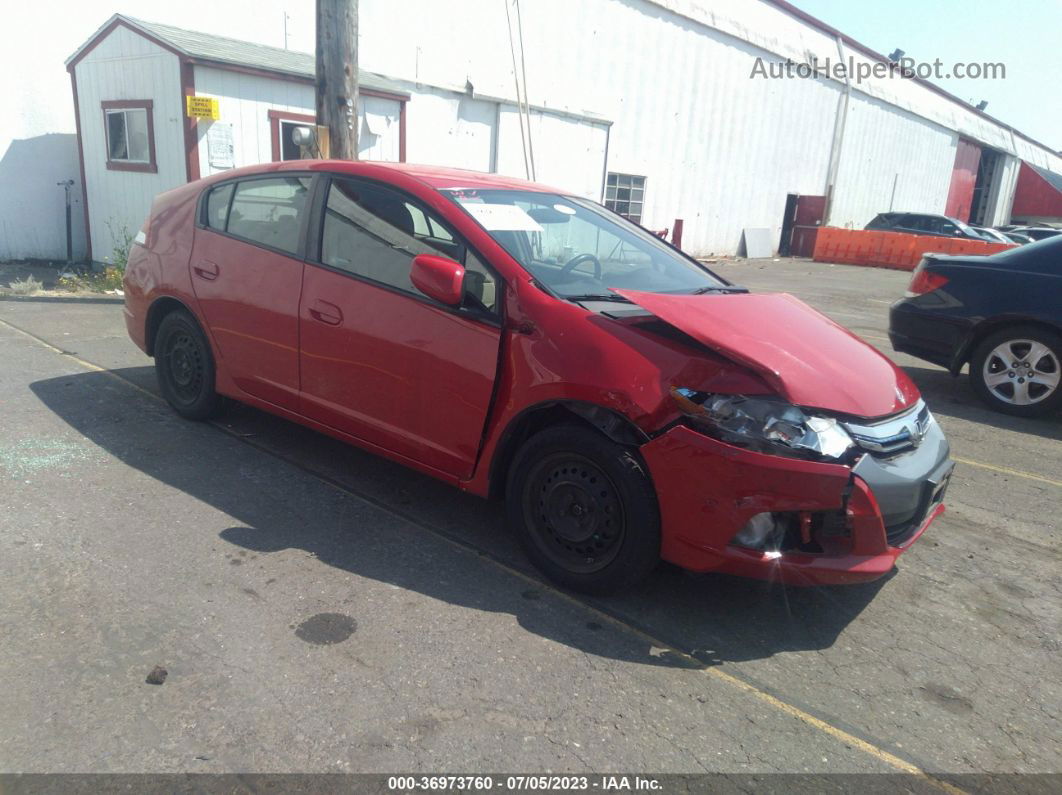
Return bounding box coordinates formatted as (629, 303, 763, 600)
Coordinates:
(0, 259, 1058, 779)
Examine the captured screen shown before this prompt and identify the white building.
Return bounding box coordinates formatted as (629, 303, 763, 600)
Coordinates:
(66, 1, 1062, 263)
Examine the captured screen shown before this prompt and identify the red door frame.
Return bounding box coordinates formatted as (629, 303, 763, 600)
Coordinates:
(945, 139, 982, 222)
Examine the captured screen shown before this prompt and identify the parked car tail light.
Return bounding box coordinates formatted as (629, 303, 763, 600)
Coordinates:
(905, 263, 949, 297)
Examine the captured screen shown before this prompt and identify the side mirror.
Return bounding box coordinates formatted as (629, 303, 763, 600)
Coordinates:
(411, 254, 465, 306)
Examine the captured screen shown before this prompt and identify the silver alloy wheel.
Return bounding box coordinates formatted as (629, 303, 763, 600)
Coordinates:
(981, 338, 1061, 405)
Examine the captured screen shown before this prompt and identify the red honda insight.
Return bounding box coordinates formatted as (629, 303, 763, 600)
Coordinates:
(124, 161, 953, 594)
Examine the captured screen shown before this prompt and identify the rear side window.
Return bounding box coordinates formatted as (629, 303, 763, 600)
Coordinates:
(226, 177, 312, 255)
(205, 183, 234, 230)
(903, 215, 937, 233)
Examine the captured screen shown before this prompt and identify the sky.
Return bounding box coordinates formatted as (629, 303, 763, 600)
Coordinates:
(1, 0, 1059, 160)
(0, 0, 316, 159)
(790, 0, 1062, 151)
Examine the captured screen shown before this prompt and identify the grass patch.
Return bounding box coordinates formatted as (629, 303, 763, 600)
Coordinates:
(8, 276, 43, 295)
(57, 267, 124, 293)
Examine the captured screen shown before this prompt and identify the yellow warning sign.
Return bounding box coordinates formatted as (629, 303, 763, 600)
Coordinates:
(185, 96, 220, 120)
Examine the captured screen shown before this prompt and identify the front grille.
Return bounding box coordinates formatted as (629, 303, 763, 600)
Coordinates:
(844, 401, 932, 457)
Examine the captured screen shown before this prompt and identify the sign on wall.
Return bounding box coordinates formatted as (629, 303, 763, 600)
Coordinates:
(185, 96, 220, 120)
(207, 123, 235, 169)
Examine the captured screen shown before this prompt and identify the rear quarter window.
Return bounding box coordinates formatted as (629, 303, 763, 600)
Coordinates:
(205, 183, 234, 230)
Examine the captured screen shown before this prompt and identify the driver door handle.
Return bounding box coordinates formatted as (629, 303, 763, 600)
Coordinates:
(193, 260, 219, 281)
(308, 299, 343, 326)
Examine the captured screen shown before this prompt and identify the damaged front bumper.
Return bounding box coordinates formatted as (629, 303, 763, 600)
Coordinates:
(641, 421, 952, 586)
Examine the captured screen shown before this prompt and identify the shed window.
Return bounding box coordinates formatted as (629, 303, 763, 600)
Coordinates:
(102, 100, 156, 173)
(604, 173, 646, 224)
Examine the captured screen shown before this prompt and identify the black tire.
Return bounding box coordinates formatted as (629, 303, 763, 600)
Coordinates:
(506, 424, 660, 594)
(154, 309, 224, 420)
(970, 325, 1062, 418)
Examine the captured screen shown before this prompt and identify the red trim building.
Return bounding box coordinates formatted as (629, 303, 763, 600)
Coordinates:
(66, 14, 611, 264)
(1011, 162, 1062, 224)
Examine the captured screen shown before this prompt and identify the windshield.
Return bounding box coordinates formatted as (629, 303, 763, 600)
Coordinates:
(952, 218, 982, 238)
(442, 189, 727, 298)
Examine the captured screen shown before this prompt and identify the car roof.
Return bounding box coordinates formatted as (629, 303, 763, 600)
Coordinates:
(210, 159, 567, 195)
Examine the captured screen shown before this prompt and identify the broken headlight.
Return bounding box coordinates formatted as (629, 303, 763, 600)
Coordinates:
(670, 388, 855, 461)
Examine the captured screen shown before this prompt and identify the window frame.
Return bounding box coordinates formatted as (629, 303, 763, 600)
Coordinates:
(196, 172, 319, 261)
(306, 174, 504, 324)
(603, 172, 646, 224)
(101, 100, 157, 173)
(268, 109, 317, 162)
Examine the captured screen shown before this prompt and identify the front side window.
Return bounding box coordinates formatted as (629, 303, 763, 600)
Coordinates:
(444, 189, 725, 299)
(320, 178, 497, 311)
(226, 177, 312, 255)
(604, 172, 646, 224)
(102, 101, 155, 172)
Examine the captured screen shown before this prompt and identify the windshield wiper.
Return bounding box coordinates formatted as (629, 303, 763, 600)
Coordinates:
(565, 293, 634, 303)
(686, 285, 749, 294)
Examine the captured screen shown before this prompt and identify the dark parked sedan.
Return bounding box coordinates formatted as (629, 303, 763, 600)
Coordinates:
(889, 236, 1062, 416)
(867, 212, 991, 242)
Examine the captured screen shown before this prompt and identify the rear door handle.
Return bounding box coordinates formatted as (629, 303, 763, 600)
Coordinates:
(308, 299, 343, 326)
(193, 260, 219, 281)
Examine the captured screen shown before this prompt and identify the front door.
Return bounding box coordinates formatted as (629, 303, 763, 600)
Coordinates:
(298, 176, 503, 478)
(189, 175, 313, 410)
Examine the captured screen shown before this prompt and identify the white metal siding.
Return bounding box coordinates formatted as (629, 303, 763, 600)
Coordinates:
(359, 0, 843, 254)
(405, 88, 497, 172)
(0, 134, 87, 261)
(828, 93, 957, 229)
(357, 0, 1062, 255)
(496, 106, 609, 200)
(396, 84, 608, 198)
(193, 66, 313, 173)
(74, 25, 183, 263)
(73, 2, 1062, 259)
(193, 66, 401, 173)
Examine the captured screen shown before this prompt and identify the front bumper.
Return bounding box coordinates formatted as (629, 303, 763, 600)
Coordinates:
(641, 423, 952, 586)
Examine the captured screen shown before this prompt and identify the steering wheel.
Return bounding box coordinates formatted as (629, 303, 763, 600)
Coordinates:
(559, 253, 602, 281)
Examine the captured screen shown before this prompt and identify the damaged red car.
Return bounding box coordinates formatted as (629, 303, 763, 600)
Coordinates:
(124, 161, 954, 594)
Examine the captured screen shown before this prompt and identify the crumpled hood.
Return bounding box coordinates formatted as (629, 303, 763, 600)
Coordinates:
(612, 289, 919, 418)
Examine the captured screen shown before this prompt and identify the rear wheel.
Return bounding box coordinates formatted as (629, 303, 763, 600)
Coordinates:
(154, 309, 223, 420)
(506, 425, 660, 594)
(971, 326, 1062, 417)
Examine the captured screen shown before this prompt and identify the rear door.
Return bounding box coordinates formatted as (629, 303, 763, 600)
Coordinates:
(190, 175, 313, 410)
(298, 176, 503, 479)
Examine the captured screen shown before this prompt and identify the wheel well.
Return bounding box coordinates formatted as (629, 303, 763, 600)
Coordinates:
(487, 402, 649, 500)
(957, 318, 1062, 371)
(144, 296, 190, 356)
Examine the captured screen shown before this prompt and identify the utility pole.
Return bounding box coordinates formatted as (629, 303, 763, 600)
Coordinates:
(315, 0, 358, 159)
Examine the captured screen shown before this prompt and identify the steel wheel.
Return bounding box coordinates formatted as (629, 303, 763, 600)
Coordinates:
(154, 309, 223, 420)
(523, 453, 626, 574)
(506, 424, 660, 594)
(980, 338, 1060, 406)
(164, 330, 206, 406)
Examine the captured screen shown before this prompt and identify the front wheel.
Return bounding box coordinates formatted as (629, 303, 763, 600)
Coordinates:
(154, 309, 224, 420)
(970, 326, 1062, 417)
(506, 425, 660, 594)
